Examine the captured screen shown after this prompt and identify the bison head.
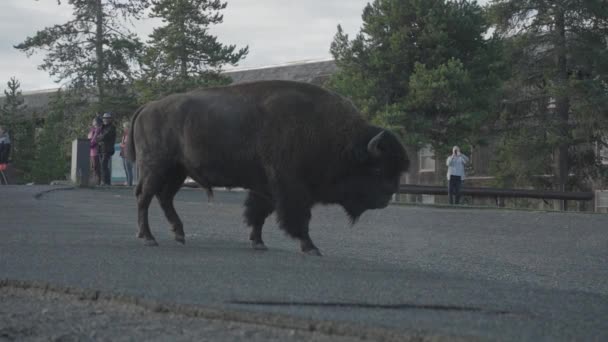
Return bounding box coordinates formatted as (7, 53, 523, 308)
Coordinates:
(330, 127, 409, 222)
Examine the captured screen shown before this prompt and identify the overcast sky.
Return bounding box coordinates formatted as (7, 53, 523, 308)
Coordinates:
(0, 0, 488, 92)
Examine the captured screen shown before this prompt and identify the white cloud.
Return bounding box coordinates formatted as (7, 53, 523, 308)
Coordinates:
(0, 0, 490, 92)
(0, 0, 73, 91)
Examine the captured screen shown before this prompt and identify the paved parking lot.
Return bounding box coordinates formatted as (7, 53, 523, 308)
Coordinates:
(1, 186, 607, 341)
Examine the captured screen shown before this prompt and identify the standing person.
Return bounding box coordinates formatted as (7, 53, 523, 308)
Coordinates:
(119, 121, 134, 186)
(0, 125, 10, 165)
(0, 126, 9, 184)
(446, 146, 469, 205)
(96, 112, 117, 186)
(88, 117, 103, 185)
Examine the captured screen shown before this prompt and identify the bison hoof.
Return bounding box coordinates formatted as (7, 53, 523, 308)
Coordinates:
(136, 232, 144, 239)
(174, 234, 186, 244)
(303, 248, 322, 257)
(144, 239, 159, 247)
(251, 241, 268, 251)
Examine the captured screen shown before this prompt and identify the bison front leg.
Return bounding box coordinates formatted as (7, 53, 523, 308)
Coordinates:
(273, 182, 321, 256)
(244, 190, 274, 250)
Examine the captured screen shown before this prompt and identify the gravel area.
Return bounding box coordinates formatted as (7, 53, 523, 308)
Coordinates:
(0, 287, 369, 342)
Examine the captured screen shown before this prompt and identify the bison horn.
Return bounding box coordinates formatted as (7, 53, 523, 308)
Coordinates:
(367, 131, 385, 157)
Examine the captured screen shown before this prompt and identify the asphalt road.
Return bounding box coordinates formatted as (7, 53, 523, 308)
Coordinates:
(1, 186, 607, 341)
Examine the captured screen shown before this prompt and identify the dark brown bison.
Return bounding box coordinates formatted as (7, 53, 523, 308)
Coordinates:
(128, 80, 408, 255)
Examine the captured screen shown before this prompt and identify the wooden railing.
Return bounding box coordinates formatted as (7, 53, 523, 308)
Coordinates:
(398, 184, 594, 210)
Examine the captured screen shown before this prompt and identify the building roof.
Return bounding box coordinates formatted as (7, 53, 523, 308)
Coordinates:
(224, 59, 337, 85)
(0, 59, 338, 115)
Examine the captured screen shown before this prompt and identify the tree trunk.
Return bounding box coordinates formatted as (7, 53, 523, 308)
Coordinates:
(178, 0, 188, 79)
(180, 53, 188, 79)
(555, 8, 570, 209)
(95, 0, 105, 104)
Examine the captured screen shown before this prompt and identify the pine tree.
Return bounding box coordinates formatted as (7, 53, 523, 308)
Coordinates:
(139, 0, 248, 98)
(1, 77, 27, 129)
(329, 0, 506, 155)
(14, 0, 149, 109)
(0, 77, 36, 181)
(31, 90, 75, 184)
(489, 0, 608, 191)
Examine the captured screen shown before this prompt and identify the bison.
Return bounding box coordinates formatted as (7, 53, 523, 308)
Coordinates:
(128, 80, 408, 255)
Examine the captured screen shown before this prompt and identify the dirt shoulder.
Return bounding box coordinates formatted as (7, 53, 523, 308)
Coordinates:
(1, 282, 447, 342)
(0, 286, 368, 342)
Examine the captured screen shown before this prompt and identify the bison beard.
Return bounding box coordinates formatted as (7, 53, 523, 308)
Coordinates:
(128, 80, 409, 255)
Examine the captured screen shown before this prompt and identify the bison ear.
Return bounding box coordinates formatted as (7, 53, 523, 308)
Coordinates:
(367, 131, 385, 158)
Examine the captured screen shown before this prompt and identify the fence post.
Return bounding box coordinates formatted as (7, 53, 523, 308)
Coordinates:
(70, 139, 90, 187)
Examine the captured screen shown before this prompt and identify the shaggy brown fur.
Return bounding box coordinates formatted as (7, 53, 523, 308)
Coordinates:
(128, 80, 408, 254)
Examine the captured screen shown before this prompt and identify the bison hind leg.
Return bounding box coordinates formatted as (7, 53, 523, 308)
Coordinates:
(244, 189, 274, 251)
(136, 175, 159, 246)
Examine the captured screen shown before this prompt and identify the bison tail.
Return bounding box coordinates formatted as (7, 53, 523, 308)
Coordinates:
(127, 105, 145, 162)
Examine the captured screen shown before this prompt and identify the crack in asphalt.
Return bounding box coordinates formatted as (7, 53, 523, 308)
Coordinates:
(229, 300, 520, 316)
(33, 186, 76, 199)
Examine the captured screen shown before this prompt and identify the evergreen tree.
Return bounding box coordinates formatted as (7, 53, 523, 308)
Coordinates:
(489, 0, 608, 191)
(31, 90, 75, 184)
(1, 77, 36, 181)
(139, 0, 248, 98)
(14, 0, 149, 110)
(1, 77, 27, 129)
(329, 0, 506, 155)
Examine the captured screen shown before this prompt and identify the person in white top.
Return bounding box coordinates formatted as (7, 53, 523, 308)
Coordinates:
(446, 146, 469, 204)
